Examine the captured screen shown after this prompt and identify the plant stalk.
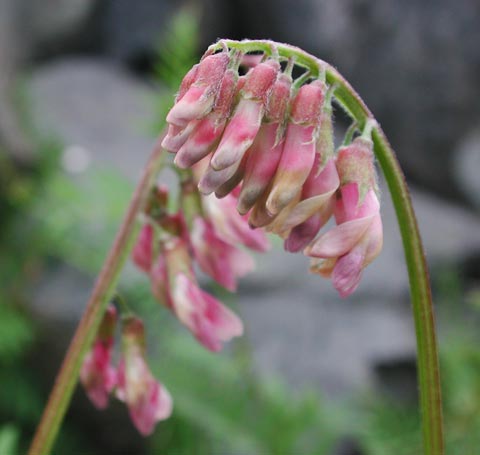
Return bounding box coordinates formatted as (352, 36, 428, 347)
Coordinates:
(28, 138, 165, 455)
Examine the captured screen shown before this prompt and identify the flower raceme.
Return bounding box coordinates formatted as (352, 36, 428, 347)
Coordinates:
(80, 308, 172, 436)
(161, 47, 383, 301)
(83, 42, 385, 441)
(131, 185, 258, 352)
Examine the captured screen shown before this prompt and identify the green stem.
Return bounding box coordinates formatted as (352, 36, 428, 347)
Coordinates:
(212, 39, 444, 454)
(28, 138, 165, 455)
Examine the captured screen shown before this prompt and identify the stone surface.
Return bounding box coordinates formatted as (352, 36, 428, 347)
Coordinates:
(29, 57, 160, 181)
(28, 57, 480, 398)
(454, 126, 480, 211)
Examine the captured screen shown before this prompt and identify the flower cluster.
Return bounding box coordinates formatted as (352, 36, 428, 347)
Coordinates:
(162, 48, 383, 297)
(80, 307, 172, 435)
(132, 183, 269, 352)
(81, 43, 385, 439)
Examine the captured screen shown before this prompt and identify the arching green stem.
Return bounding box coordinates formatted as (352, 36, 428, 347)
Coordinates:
(211, 39, 444, 455)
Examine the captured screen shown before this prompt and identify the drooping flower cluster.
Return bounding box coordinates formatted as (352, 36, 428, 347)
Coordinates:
(132, 183, 269, 352)
(162, 47, 383, 297)
(80, 307, 172, 435)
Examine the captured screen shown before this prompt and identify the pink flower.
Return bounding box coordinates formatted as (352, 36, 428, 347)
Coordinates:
(80, 305, 117, 409)
(132, 224, 154, 273)
(165, 52, 229, 128)
(174, 69, 238, 168)
(210, 60, 280, 171)
(116, 317, 172, 436)
(305, 138, 383, 297)
(283, 156, 339, 252)
(190, 216, 255, 291)
(202, 193, 270, 252)
(163, 236, 243, 351)
(266, 80, 326, 216)
(197, 151, 250, 195)
(237, 72, 291, 214)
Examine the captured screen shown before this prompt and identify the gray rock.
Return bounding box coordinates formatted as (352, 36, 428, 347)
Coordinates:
(454, 126, 480, 211)
(29, 57, 162, 181)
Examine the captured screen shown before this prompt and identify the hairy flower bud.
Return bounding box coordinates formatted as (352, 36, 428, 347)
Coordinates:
(165, 52, 229, 128)
(209, 60, 280, 171)
(175, 69, 238, 168)
(265, 80, 326, 215)
(305, 137, 383, 297)
(163, 236, 243, 351)
(80, 305, 117, 409)
(237, 73, 292, 215)
(116, 317, 172, 436)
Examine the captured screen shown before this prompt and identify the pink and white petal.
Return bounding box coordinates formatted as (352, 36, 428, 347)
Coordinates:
(364, 213, 384, 266)
(174, 117, 225, 168)
(199, 289, 244, 340)
(129, 380, 172, 436)
(284, 213, 324, 253)
(277, 188, 337, 234)
(166, 86, 213, 127)
(204, 194, 270, 252)
(304, 215, 375, 258)
(210, 98, 263, 170)
(238, 122, 284, 215)
(161, 121, 198, 153)
(265, 123, 316, 215)
(132, 224, 154, 273)
(331, 241, 369, 298)
(198, 160, 243, 195)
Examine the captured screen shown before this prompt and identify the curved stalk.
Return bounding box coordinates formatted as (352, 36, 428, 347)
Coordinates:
(28, 138, 165, 455)
(210, 39, 444, 454)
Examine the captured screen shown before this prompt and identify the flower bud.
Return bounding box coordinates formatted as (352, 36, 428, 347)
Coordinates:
(305, 137, 383, 297)
(190, 216, 255, 291)
(237, 73, 292, 215)
(132, 224, 154, 273)
(265, 80, 326, 215)
(80, 305, 117, 409)
(209, 60, 280, 171)
(166, 52, 229, 127)
(174, 69, 237, 168)
(163, 236, 244, 351)
(116, 316, 173, 436)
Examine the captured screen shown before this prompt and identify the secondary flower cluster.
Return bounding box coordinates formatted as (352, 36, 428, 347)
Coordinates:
(162, 48, 383, 298)
(80, 307, 172, 435)
(132, 183, 269, 352)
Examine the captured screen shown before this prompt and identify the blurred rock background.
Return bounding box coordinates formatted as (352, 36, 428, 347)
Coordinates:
(1, 0, 479, 453)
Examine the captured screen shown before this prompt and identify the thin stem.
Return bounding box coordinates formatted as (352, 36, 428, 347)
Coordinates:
(28, 138, 165, 455)
(214, 39, 444, 454)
